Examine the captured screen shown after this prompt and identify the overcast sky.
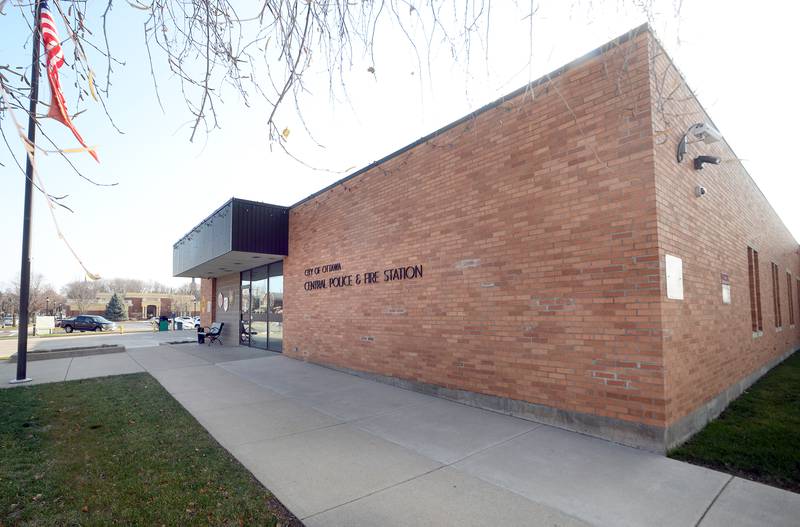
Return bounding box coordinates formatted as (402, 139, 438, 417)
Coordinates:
(1, 0, 798, 291)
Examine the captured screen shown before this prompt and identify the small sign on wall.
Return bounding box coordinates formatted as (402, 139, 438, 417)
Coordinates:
(721, 273, 731, 304)
(665, 254, 684, 300)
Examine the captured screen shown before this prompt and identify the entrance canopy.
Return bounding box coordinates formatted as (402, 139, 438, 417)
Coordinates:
(173, 198, 288, 278)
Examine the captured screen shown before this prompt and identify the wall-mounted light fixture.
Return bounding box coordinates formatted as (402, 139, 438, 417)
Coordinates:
(677, 122, 723, 163)
(694, 155, 721, 170)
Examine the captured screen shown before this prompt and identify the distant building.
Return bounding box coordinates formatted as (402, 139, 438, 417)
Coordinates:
(65, 292, 198, 319)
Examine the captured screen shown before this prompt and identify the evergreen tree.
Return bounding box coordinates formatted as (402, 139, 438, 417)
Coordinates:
(105, 293, 128, 321)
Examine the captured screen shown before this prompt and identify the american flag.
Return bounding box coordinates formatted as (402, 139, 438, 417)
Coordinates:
(40, 0, 98, 162)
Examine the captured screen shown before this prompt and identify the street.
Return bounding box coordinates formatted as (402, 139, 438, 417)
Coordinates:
(0, 320, 160, 337)
(0, 325, 198, 359)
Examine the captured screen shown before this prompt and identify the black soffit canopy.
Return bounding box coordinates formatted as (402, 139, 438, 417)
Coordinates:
(173, 198, 289, 278)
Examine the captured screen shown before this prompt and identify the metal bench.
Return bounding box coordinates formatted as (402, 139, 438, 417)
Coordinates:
(206, 322, 224, 346)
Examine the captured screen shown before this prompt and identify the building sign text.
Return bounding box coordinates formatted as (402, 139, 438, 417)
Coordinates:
(304, 263, 423, 291)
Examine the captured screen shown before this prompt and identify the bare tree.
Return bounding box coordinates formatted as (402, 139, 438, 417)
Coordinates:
(0, 289, 19, 324)
(62, 279, 101, 313)
(63, 277, 177, 301)
(1, 1, 504, 156)
(0, 1, 678, 278)
(142, 280, 174, 294)
(1, 1, 676, 152)
(103, 278, 146, 294)
(11, 273, 64, 315)
(176, 281, 200, 300)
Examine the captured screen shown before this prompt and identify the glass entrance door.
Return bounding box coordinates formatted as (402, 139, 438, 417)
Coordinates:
(240, 270, 251, 346)
(250, 266, 268, 350)
(240, 262, 283, 351)
(267, 262, 283, 352)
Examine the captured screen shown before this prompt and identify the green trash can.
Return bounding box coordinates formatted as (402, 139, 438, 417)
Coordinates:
(158, 320, 169, 332)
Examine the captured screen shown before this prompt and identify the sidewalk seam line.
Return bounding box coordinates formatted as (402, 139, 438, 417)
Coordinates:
(126, 351, 147, 373)
(187, 394, 289, 414)
(229, 421, 349, 449)
(447, 424, 544, 466)
(694, 475, 734, 527)
(344, 398, 448, 426)
(297, 424, 546, 522)
(300, 465, 446, 521)
(63, 357, 74, 381)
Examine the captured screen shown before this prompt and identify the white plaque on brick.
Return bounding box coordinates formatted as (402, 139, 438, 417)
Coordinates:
(722, 284, 731, 304)
(721, 273, 731, 304)
(665, 254, 683, 300)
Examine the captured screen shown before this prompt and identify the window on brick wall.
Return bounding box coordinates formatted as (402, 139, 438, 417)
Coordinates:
(771, 262, 782, 328)
(747, 247, 763, 333)
(789, 272, 795, 326)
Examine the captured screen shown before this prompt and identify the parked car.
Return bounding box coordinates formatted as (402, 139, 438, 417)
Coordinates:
(193, 316, 201, 328)
(60, 315, 117, 333)
(174, 316, 195, 329)
(2, 316, 13, 326)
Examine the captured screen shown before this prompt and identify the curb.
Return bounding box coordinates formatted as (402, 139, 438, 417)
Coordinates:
(7, 344, 126, 362)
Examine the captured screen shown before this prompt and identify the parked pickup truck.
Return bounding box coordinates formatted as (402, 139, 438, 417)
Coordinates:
(58, 315, 117, 333)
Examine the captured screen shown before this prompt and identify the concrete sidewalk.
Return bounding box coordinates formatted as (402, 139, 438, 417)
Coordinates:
(3, 345, 799, 526)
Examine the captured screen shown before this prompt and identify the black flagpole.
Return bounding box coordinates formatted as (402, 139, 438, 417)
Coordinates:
(12, 0, 43, 384)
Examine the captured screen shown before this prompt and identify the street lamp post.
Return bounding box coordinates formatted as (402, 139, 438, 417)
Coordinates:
(46, 297, 50, 316)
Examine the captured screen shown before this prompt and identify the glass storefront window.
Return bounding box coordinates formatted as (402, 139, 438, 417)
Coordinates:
(240, 262, 283, 351)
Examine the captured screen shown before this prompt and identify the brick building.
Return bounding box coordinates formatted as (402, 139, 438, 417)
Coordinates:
(66, 292, 198, 319)
(173, 25, 800, 452)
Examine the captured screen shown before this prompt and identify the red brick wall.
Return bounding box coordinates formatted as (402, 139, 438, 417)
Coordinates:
(649, 36, 800, 432)
(284, 30, 669, 432)
(200, 278, 215, 328)
(128, 297, 142, 320)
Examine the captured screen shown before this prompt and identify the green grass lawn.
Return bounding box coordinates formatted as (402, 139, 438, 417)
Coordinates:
(669, 351, 800, 493)
(0, 373, 300, 526)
